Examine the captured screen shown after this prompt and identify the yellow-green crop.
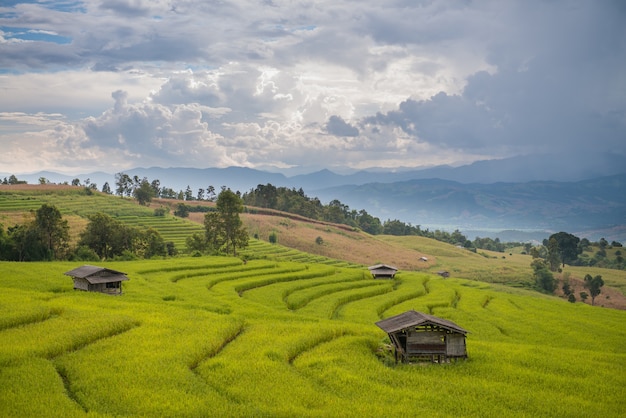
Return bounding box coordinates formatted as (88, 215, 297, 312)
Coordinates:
(1, 256, 625, 417)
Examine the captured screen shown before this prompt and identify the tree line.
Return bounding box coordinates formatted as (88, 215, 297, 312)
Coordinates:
(240, 183, 528, 251)
(0, 187, 249, 262)
(0, 204, 176, 262)
(528, 230, 621, 304)
(4, 175, 623, 270)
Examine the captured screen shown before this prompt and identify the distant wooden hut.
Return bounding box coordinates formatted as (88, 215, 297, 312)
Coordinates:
(368, 264, 398, 279)
(376, 310, 468, 363)
(64, 265, 129, 295)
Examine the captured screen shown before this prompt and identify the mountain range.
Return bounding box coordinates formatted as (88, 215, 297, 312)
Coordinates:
(4, 153, 626, 242)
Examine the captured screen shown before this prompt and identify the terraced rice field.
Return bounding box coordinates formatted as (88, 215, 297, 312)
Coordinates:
(1, 256, 625, 417)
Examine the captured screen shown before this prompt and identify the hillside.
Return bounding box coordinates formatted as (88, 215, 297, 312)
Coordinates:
(1, 185, 626, 416)
(7, 161, 626, 243)
(2, 184, 625, 309)
(1, 256, 625, 416)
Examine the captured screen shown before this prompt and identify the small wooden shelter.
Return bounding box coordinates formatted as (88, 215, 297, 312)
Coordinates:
(64, 265, 129, 295)
(368, 264, 398, 279)
(376, 310, 468, 363)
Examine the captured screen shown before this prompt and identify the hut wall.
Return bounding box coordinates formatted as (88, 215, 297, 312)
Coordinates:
(407, 330, 445, 354)
(73, 277, 90, 291)
(94, 282, 122, 294)
(446, 333, 466, 357)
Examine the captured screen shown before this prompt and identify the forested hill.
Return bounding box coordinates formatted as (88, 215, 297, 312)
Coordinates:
(3, 169, 625, 242)
(312, 173, 626, 242)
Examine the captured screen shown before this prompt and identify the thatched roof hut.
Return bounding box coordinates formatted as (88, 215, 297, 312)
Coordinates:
(64, 265, 129, 295)
(376, 310, 468, 363)
(368, 264, 398, 279)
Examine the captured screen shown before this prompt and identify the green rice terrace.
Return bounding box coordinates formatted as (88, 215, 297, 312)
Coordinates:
(1, 186, 625, 417)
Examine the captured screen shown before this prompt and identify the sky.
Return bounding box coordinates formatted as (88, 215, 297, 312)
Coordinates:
(0, 0, 625, 176)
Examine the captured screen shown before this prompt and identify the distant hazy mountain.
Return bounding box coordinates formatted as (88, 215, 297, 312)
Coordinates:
(4, 153, 625, 241)
(6, 152, 626, 192)
(312, 174, 626, 242)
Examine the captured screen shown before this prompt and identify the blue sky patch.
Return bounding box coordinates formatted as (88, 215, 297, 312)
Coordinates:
(1, 26, 72, 44)
(2, 1, 85, 13)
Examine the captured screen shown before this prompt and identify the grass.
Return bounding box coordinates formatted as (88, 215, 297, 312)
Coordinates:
(1, 257, 625, 417)
(1, 185, 626, 416)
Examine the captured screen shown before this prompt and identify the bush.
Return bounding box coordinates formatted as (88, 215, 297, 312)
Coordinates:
(154, 207, 168, 216)
(71, 245, 100, 262)
(269, 231, 277, 244)
(315, 236, 324, 245)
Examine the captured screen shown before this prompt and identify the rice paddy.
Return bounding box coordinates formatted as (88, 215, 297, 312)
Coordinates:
(1, 186, 625, 416)
(1, 256, 625, 417)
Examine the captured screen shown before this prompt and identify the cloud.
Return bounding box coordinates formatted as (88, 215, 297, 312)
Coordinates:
(325, 115, 359, 137)
(0, 0, 624, 176)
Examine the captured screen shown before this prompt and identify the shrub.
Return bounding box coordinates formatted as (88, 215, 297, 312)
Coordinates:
(71, 245, 100, 262)
(154, 207, 168, 216)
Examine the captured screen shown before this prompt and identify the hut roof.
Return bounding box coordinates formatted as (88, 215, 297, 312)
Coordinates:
(64, 265, 129, 285)
(368, 264, 398, 273)
(375, 310, 468, 334)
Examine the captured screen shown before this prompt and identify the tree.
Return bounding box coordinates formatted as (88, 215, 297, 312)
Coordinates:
(584, 274, 604, 306)
(34, 204, 70, 260)
(203, 189, 249, 256)
(356, 210, 383, 235)
(562, 280, 572, 297)
(174, 203, 190, 218)
(150, 179, 161, 197)
(216, 189, 248, 256)
(139, 228, 166, 258)
(186, 232, 208, 255)
(531, 258, 556, 293)
(79, 213, 141, 260)
(207, 185, 216, 201)
(102, 182, 112, 194)
(549, 232, 581, 266)
(184, 185, 194, 201)
(203, 212, 222, 252)
(115, 172, 133, 197)
(134, 178, 155, 206)
(8, 223, 47, 261)
(79, 213, 117, 260)
(578, 238, 591, 252)
(546, 237, 561, 271)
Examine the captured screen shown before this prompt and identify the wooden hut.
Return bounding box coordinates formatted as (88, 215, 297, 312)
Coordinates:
(375, 310, 468, 363)
(368, 264, 398, 279)
(64, 265, 129, 295)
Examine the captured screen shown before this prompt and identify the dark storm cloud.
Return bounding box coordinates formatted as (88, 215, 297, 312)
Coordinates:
(326, 115, 359, 137)
(363, 0, 626, 158)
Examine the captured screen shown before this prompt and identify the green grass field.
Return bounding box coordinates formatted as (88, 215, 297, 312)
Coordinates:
(1, 257, 625, 417)
(1, 185, 625, 416)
